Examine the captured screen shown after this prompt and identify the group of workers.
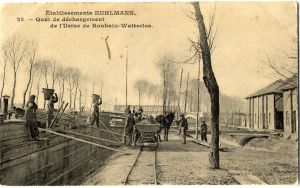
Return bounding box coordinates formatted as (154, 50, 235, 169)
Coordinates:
(23, 92, 209, 145)
(122, 107, 209, 146)
(123, 105, 145, 146)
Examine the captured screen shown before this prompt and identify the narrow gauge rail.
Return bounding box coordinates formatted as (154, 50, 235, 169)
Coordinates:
(123, 148, 159, 185)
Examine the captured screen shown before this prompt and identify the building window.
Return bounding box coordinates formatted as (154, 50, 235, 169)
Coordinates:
(286, 111, 290, 125)
(269, 113, 271, 123)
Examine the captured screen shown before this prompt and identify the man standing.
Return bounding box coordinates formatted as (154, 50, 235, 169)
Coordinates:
(46, 93, 58, 129)
(25, 95, 39, 140)
(178, 114, 188, 144)
(123, 111, 135, 146)
(200, 121, 208, 142)
(91, 97, 102, 128)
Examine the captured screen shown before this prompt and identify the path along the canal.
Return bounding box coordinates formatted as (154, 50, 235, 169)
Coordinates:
(83, 131, 298, 185)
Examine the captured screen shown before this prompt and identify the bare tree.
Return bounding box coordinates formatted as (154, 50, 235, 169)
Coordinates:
(134, 79, 149, 106)
(66, 68, 75, 109)
(78, 73, 88, 109)
(22, 41, 37, 108)
(72, 68, 80, 109)
(33, 62, 43, 108)
(0, 51, 8, 110)
(2, 36, 28, 108)
(192, 2, 220, 169)
(156, 54, 178, 112)
(39, 59, 53, 109)
(51, 60, 57, 89)
(56, 65, 66, 106)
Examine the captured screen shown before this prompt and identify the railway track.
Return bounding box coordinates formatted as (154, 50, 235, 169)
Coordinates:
(123, 148, 159, 185)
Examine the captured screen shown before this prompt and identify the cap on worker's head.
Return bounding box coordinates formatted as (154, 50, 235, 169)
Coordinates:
(202, 121, 205, 123)
(180, 113, 185, 117)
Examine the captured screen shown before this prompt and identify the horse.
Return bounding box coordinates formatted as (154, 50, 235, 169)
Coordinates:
(154, 114, 164, 142)
(163, 112, 175, 141)
(155, 111, 175, 141)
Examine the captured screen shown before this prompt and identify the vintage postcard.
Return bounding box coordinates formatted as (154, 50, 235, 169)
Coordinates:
(0, 1, 298, 186)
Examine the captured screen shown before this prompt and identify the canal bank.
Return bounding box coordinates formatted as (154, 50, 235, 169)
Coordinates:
(0, 112, 123, 185)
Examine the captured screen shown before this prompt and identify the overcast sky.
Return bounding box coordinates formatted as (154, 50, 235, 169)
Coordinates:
(0, 2, 297, 109)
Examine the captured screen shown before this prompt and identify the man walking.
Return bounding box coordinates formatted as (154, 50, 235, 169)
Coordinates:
(178, 114, 188, 144)
(200, 121, 208, 142)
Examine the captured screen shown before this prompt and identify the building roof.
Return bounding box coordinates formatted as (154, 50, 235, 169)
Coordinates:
(246, 75, 298, 99)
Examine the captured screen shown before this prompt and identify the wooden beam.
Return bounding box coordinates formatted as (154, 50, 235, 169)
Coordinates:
(38, 128, 122, 152)
(61, 130, 122, 145)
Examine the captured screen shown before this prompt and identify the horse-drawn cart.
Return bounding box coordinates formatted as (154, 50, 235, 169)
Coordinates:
(135, 123, 161, 148)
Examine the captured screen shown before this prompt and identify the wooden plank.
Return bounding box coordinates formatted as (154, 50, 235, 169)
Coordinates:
(191, 139, 228, 151)
(227, 133, 270, 137)
(38, 128, 122, 152)
(60, 130, 121, 145)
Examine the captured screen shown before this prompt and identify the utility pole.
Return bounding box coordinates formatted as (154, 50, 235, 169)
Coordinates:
(177, 68, 183, 118)
(196, 57, 200, 139)
(163, 66, 166, 114)
(100, 79, 103, 112)
(125, 46, 128, 108)
(184, 73, 189, 114)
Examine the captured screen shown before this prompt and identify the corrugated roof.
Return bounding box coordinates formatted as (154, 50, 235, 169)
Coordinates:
(246, 75, 298, 99)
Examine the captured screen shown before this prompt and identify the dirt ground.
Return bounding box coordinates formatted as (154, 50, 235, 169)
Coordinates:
(82, 131, 298, 185)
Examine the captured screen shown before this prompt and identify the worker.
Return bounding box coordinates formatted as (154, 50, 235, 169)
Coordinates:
(178, 114, 188, 144)
(138, 106, 144, 114)
(123, 110, 135, 146)
(200, 121, 208, 142)
(125, 105, 131, 114)
(132, 107, 136, 114)
(25, 95, 39, 140)
(46, 93, 58, 129)
(90, 97, 102, 128)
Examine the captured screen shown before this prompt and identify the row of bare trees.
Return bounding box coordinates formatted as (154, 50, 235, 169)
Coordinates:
(0, 35, 92, 110)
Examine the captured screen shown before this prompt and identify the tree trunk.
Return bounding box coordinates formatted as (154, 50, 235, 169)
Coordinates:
(73, 85, 78, 109)
(22, 63, 34, 109)
(0, 61, 7, 111)
(52, 61, 56, 89)
(43, 77, 48, 109)
(61, 79, 65, 105)
(36, 76, 41, 108)
(79, 89, 82, 109)
(10, 71, 17, 109)
(192, 2, 220, 169)
(28, 75, 34, 98)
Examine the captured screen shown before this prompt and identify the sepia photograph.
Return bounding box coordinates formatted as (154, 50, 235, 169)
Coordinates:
(0, 1, 298, 185)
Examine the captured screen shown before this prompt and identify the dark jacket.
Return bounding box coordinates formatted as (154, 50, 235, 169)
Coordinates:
(179, 117, 188, 130)
(125, 113, 135, 131)
(201, 123, 208, 133)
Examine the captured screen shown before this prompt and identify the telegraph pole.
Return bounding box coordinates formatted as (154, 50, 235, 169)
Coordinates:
(177, 68, 183, 118)
(184, 73, 189, 114)
(196, 58, 200, 139)
(125, 46, 128, 108)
